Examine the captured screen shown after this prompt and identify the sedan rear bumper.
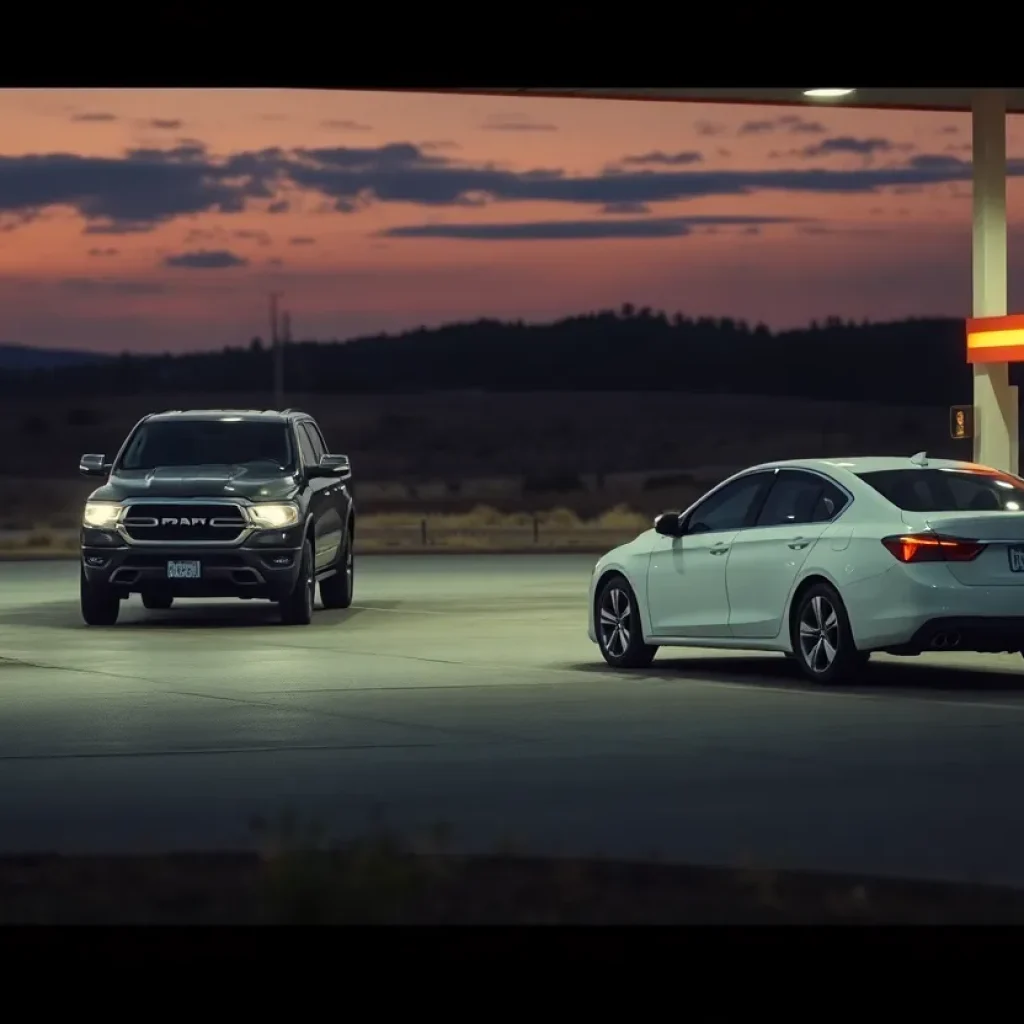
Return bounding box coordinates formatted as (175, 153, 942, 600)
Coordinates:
(843, 564, 1024, 653)
(898, 616, 1024, 655)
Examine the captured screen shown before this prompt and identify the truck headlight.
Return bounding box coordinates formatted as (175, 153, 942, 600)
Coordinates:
(83, 501, 122, 529)
(248, 502, 300, 529)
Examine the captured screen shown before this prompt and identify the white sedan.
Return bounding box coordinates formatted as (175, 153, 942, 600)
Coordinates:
(588, 454, 1024, 683)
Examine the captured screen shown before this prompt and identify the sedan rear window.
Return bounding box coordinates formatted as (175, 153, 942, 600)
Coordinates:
(858, 467, 1024, 512)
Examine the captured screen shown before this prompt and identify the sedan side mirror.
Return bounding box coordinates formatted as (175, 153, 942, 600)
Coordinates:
(79, 453, 111, 478)
(654, 511, 684, 537)
(313, 453, 352, 481)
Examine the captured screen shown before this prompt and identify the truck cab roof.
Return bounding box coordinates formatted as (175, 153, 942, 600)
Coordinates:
(145, 409, 313, 424)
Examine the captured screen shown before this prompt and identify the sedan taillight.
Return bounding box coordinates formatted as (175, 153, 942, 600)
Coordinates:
(881, 534, 986, 563)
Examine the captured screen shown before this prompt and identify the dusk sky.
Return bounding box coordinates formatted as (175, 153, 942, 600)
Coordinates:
(5, 88, 1024, 354)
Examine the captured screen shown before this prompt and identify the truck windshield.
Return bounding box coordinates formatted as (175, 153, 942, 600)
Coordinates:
(118, 419, 296, 472)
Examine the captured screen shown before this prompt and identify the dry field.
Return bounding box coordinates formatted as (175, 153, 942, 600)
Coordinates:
(0, 388, 960, 554)
(7, 389, 955, 485)
(0, 504, 652, 556)
(0, 473, 703, 531)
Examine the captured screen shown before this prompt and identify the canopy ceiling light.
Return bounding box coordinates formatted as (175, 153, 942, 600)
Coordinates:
(802, 88, 856, 98)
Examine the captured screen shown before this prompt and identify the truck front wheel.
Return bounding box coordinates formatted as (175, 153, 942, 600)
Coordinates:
(319, 527, 354, 610)
(279, 540, 315, 625)
(80, 566, 120, 626)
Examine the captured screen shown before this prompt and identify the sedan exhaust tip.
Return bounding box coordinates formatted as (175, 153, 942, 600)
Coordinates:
(930, 631, 961, 650)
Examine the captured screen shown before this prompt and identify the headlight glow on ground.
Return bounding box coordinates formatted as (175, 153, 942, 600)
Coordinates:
(83, 502, 122, 528)
(248, 502, 300, 528)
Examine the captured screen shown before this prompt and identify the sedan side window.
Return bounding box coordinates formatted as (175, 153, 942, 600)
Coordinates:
(686, 474, 769, 535)
(757, 472, 824, 527)
(756, 471, 850, 527)
(810, 480, 850, 522)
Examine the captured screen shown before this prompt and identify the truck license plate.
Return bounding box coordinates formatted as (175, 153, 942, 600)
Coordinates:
(167, 560, 201, 579)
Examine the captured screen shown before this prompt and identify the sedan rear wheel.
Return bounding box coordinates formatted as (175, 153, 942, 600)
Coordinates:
(790, 583, 867, 684)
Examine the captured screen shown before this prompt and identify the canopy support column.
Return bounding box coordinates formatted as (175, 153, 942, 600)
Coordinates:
(972, 89, 1018, 472)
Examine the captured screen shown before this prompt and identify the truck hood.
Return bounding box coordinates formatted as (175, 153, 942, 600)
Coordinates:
(89, 465, 301, 503)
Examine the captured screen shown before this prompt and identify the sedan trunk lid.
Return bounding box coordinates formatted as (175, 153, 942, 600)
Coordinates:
(904, 511, 1024, 586)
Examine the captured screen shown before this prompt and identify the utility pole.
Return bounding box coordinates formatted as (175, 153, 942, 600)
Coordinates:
(280, 309, 291, 407)
(268, 291, 283, 409)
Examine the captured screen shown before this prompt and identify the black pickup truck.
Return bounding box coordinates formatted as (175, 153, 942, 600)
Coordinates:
(78, 409, 356, 626)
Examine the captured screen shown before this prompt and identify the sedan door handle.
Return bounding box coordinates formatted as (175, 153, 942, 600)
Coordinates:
(787, 538, 811, 550)
(709, 544, 730, 555)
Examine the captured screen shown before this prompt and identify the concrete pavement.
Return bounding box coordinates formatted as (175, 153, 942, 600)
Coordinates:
(3, 554, 1024, 886)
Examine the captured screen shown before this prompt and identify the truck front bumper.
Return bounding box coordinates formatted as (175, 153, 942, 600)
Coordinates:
(81, 525, 305, 601)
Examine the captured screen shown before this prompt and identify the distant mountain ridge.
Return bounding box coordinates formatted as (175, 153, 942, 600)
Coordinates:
(0, 309, 979, 406)
(0, 344, 113, 371)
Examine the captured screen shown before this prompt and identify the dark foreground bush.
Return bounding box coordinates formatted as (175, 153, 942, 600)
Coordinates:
(3, 847, 1024, 924)
(3, 811, 1020, 925)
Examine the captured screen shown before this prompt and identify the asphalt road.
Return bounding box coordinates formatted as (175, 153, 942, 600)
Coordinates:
(4, 554, 1024, 888)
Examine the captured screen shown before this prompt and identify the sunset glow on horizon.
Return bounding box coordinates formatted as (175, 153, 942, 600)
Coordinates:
(4, 88, 1024, 354)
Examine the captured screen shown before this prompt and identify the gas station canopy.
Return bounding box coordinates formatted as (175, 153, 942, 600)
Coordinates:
(443, 88, 1024, 115)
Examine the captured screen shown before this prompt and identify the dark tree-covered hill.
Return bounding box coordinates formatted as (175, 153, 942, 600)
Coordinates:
(0, 306, 986, 406)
